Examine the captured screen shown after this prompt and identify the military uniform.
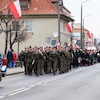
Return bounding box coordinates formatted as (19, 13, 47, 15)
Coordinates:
(57, 50, 65, 74)
(65, 51, 72, 71)
(23, 51, 28, 74)
(49, 50, 59, 75)
(26, 51, 34, 75)
(44, 50, 52, 74)
(34, 51, 44, 76)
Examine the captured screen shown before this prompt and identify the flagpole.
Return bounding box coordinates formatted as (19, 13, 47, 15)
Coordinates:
(58, 0, 60, 43)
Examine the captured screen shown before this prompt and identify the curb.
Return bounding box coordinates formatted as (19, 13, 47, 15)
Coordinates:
(6, 71, 24, 76)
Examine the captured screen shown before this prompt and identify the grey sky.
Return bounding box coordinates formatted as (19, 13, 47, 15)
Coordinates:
(63, 0, 100, 38)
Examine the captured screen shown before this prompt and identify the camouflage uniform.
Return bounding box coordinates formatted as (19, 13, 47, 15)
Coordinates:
(44, 50, 52, 74)
(23, 51, 28, 74)
(57, 50, 65, 74)
(26, 50, 34, 75)
(65, 51, 72, 71)
(49, 48, 59, 75)
(34, 50, 44, 76)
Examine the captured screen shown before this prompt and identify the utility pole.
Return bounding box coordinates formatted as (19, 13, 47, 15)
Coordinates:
(80, 0, 90, 49)
(58, 0, 63, 43)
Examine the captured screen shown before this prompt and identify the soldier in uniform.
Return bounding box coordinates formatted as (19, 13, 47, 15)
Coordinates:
(23, 48, 28, 75)
(33, 48, 44, 76)
(44, 47, 52, 74)
(26, 46, 34, 75)
(66, 48, 72, 71)
(49, 47, 60, 75)
(57, 47, 65, 74)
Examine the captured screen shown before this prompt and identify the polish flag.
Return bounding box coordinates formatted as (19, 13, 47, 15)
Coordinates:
(56, 42, 61, 50)
(41, 43, 45, 52)
(87, 31, 91, 38)
(66, 22, 72, 32)
(75, 44, 80, 49)
(8, 0, 21, 19)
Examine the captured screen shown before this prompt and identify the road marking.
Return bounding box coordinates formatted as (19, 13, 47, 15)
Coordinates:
(9, 87, 31, 96)
(0, 96, 5, 99)
(2, 87, 26, 96)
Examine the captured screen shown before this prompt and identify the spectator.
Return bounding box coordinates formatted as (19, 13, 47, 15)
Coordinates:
(12, 51, 18, 68)
(7, 49, 13, 68)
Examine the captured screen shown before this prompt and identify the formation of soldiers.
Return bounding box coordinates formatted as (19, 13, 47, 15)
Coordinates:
(21, 46, 72, 76)
(19, 46, 100, 76)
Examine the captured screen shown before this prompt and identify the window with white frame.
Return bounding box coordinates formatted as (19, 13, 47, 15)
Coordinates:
(46, 37, 52, 43)
(52, 40, 57, 45)
(25, 20, 34, 32)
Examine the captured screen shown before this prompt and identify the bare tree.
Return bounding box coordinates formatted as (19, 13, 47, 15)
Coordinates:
(0, 10, 11, 55)
(0, 11, 28, 55)
(8, 20, 28, 50)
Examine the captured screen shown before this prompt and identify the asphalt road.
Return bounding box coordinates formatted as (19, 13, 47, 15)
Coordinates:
(0, 64, 100, 100)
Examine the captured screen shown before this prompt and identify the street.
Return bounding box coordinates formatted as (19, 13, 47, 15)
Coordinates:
(0, 64, 100, 100)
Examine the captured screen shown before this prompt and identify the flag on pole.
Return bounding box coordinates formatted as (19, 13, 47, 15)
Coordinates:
(87, 31, 91, 38)
(56, 42, 61, 50)
(8, 0, 21, 19)
(66, 22, 72, 32)
(41, 43, 45, 52)
(75, 44, 80, 49)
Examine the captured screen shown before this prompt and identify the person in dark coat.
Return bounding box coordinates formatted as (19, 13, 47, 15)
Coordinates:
(18, 51, 24, 68)
(7, 49, 13, 68)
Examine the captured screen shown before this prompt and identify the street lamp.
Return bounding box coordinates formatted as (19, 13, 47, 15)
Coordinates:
(80, 0, 90, 49)
(83, 14, 92, 48)
(83, 14, 92, 34)
(58, 0, 63, 43)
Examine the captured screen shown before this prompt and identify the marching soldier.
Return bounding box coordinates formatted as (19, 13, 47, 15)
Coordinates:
(26, 46, 34, 75)
(23, 48, 28, 75)
(57, 47, 65, 74)
(34, 48, 44, 76)
(44, 47, 52, 74)
(49, 47, 60, 75)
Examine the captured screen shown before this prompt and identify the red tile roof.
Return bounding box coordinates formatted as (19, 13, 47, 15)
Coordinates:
(22, 0, 58, 15)
(0, 0, 58, 15)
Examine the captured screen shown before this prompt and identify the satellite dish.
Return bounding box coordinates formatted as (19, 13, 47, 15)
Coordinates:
(53, 32, 58, 38)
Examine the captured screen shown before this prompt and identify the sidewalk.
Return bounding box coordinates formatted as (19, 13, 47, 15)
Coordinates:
(6, 67, 24, 76)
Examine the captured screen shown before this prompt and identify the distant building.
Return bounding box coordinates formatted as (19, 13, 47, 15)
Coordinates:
(72, 23, 94, 49)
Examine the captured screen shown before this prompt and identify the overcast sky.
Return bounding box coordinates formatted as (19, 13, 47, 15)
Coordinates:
(63, 0, 100, 38)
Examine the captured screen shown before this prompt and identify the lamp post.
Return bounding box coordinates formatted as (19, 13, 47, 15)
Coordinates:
(83, 14, 91, 34)
(83, 14, 91, 48)
(80, 0, 90, 49)
(58, 0, 63, 43)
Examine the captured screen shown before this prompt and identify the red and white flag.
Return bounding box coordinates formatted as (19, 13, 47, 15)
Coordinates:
(56, 42, 61, 50)
(8, 0, 21, 19)
(87, 31, 91, 38)
(75, 44, 80, 49)
(66, 22, 72, 32)
(41, 43, 45, 52)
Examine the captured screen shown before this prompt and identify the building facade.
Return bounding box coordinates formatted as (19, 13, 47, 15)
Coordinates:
(0, 0, 74, 54)
(72, 23, 94, 49)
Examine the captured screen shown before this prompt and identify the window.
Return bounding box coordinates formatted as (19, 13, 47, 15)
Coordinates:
(46, 37, 52, 43)
(25, 20, 34, 32)
(52, 40, 57, 45)
(12, 21, 19, 31)
(20, 1, 30, 10)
